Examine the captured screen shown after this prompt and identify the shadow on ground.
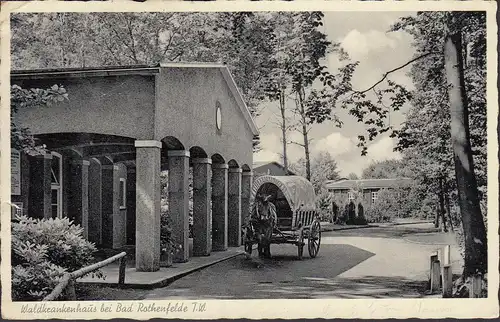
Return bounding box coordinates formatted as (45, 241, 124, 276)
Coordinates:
(144, 244, 390, 300)
(325, 225, 440, 239)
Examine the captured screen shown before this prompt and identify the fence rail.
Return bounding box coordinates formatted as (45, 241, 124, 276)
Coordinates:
(43, 252, 127, 301)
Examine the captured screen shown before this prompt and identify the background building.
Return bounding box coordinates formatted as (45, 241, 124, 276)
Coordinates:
(253, 161, 295, 176)
(324, 178, 413, 205)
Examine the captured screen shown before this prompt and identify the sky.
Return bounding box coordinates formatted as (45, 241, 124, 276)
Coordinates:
(253, 11, 417, 177)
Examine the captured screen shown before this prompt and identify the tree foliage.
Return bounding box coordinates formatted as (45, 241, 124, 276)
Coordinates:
(289, 151, 340, 194)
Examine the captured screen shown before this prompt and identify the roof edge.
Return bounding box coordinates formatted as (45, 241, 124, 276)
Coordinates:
(11, 65, 161, 79)
(219, 66, 260, 136)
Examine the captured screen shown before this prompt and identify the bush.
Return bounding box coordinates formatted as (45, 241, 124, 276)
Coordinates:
(364, 189, 397, 223)
(315, 191, 333, 222)
(160, 170, 183, 258)
(11, 216, 98, 301)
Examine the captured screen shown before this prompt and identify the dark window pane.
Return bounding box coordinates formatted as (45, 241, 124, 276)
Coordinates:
(52, 205, 58, 219)
(52, 189, 58, 203)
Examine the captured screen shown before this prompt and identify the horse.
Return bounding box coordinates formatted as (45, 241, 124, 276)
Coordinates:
(250, 194, 277, 258)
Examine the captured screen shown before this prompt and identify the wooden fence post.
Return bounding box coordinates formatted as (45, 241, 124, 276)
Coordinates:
(118, 256, 127, 285)
(430, 251, 441, 293)
(470, 274, 483, 298)
(443, 245, 450, 265)
(442, 264, 453, 298)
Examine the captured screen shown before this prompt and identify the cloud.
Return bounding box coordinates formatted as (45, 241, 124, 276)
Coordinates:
(312, 132, 354, 157)
(366, 136, 402, 161)
(254, 149, 280, 163)
(334, 136, 401, 177)
(341, 29, 401, 61)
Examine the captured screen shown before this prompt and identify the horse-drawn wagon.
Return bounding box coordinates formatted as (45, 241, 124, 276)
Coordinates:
(243, 175, 321, 260)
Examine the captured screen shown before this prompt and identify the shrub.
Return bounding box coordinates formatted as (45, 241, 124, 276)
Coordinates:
(354, 203, 368, 225)
(11, 216, 98, 301)
(315, 191, 333, 222)
(364, 189, 397, 223)
(160, 170, 183, 258)
(160, 209, 182, 257)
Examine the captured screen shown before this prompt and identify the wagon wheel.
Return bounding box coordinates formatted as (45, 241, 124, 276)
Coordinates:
(297, 226, 304, 260)
(308, 220, 321, 258)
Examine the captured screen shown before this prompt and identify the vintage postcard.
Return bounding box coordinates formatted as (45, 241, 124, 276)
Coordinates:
(0, 0, 498, 320)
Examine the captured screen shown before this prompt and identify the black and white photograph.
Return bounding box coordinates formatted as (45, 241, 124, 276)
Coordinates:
(1, 0, 498, 320)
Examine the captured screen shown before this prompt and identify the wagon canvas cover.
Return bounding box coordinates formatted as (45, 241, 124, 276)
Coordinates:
(250, 175, 317, 212)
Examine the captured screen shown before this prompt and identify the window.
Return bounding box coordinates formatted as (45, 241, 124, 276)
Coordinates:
(119, 178, 126, 209)
(348, 191, 355, 201)
(51, 152, 63, 218)
(371, 191, 378, 203)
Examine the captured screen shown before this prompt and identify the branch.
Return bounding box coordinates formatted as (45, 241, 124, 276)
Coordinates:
(353, 52, 440, 94)
(290, 141, 305, 147)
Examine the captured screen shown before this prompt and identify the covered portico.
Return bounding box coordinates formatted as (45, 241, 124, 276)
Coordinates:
(11, 63, 259, 272)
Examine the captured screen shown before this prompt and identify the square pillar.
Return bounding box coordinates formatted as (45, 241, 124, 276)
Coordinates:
(228, 168, 242, 247)
(135, 140, 162, 272)
(241, 171, 253, 226)
(192, 158, 212, 256)
(101, 165, 118, 248)
(88, 159, 102, 245)
(29, 153, 52, 219)
(69, 159, 90, 239)
(211, 163, 228, 251)
(168, 150, 190, 263)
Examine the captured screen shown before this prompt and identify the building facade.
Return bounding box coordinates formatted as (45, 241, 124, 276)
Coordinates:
(10, 63, 259, 272)
(324, 178, 413, 206)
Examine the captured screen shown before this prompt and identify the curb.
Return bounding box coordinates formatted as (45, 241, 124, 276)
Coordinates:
(321, 224, 377, 232)
(77, 251, 246, 290)
(390, 221, 434, 226)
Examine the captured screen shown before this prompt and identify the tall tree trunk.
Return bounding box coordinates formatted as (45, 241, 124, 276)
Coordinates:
(444, 32, 487, 277)
(279, 89, 289, 174)
(438, 177, 448, 232)
(298, 87, 311, 180)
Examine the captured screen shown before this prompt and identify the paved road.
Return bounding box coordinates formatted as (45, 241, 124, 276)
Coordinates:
(144, 223, 461, 299)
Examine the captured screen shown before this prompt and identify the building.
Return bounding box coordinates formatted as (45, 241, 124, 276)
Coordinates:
(10, 63, 259, 272)
(253, 161, 295, 176)
(324, 178, 413, 205)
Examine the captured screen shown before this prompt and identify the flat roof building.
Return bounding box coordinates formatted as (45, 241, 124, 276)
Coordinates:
(10, 63, 258, 272)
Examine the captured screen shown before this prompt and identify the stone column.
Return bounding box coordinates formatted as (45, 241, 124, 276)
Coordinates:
(211, 163, 228, 251)
(29, 153, 52, 219)
(241, 171, 253, 226)
(88, 159, 102, 245)
(101, 164, 118, 248)
(228, 167, 242, 247)
(135, 140, 161, 272)
(168, 150, 190, 263)
(192, 158, 212, 256)
(69, 159, 90, 239)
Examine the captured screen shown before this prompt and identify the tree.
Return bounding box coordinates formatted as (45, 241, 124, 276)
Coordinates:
(443, 16, 486, 277)
(347, 173, 359, 180)
(361, 159, 411, 179)
(286, 12, 332, 181)
(290, 151, 340, 194)
(308, 11, 487, 280)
